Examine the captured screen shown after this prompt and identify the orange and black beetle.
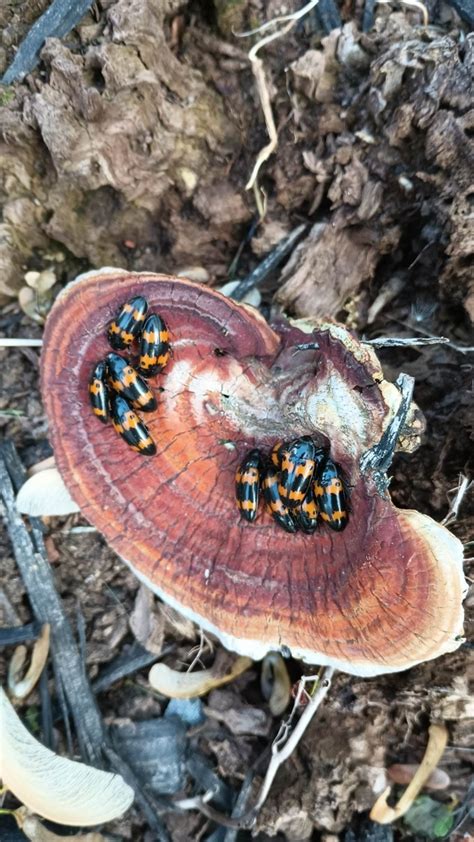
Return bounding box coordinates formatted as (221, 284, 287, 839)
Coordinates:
(137, 313, 170, 377)
(263, 466, 297, 533)
(110, 394, 156, 456)
(278, 437, 321, 509)
(314, 456, 348, 531)
(107, 353, 157, 412)
(295, 487, 319, 534)
(107, 296, 148, 350)
(88, 360, 110, 424)
(235, 449, 263, 522)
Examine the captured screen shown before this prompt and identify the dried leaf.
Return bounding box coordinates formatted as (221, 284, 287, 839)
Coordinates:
(0, 688, 134, 825)
(387, 763, 450, 791)
(8, 624, 50, 700)
(16, 468, 80, 516)
(159, 603, 197, 641)
(129, 584, 164, 655)
(207, 689, 271, 736)
(370, 723, 448, 824)
(149, 652, 252, 698)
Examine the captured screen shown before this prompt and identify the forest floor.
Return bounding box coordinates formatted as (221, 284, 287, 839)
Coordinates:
(0, 1, 473, 840)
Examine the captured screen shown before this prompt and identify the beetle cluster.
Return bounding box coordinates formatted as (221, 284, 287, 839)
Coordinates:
(88, 296, 170, 456)
(235, 436, 348, 533)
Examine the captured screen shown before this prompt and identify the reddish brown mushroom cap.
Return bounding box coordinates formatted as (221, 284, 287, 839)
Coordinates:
(41, 270, 466, 676)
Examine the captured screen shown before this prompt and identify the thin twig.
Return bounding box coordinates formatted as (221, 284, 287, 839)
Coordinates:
(229, 224, 306, 302)
(0, 338, 43, 347)
(2, 0, 95, 84)
(312, 0, 341, 33)
(236, 0, 320, 195)
(363, 336, 451, 348)
(223, 766, 259, 842)
(375, 0, 429, 25)
(248, 667, 335, 820)
(0, 623, 41, 646)
(186, 628, 214, 673)
(0, 441, 106, 764)
(227, 216, 260, 278)
(390, 318, 474, 354)
(173, 788, 217, 811)
(0, 441, 170, 840)
(446, 0, 474, 26)
(171, 667, 335, 830)
(92, 643, 173, 695)
(442, 475, 472, 526)
(236, 0, 321, 37)
(189, 801, 247, 829)
(359, 373, 415, 495)
(245, 46, 279, 193)
(55, 665, 74, 756)
(451, 780, 474, 837)
(362, 0, 377, 29)
(104, 746, 171, 841)
(39, 664, 54, 750)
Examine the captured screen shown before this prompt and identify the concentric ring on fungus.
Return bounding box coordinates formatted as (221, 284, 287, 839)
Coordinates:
(41, 269, 466, 677)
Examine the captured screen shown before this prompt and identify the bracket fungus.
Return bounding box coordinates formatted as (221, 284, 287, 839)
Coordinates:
(40, 270, 466, 677)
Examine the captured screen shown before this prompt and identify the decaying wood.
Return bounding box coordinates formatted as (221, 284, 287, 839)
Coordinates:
(0, 441, 171, 840)
(359, 373, 414, 494)
(0, 0, 240, 297)
(2, 0, 94, 84)
(276, 220, 393, 317)
(0, 441, 106, 764)
(230, 224, 307, 301)
(274, 20, 474, 319)
(0, 622, 41, 646)
(0, 4, 472, 839)
(1, 5, 472, 318)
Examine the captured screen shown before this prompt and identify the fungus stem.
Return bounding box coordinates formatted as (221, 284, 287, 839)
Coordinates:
(8, 623, 50, 700)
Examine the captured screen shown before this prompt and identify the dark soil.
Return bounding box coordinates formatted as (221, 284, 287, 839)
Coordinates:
(0, 1, 472, 840)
